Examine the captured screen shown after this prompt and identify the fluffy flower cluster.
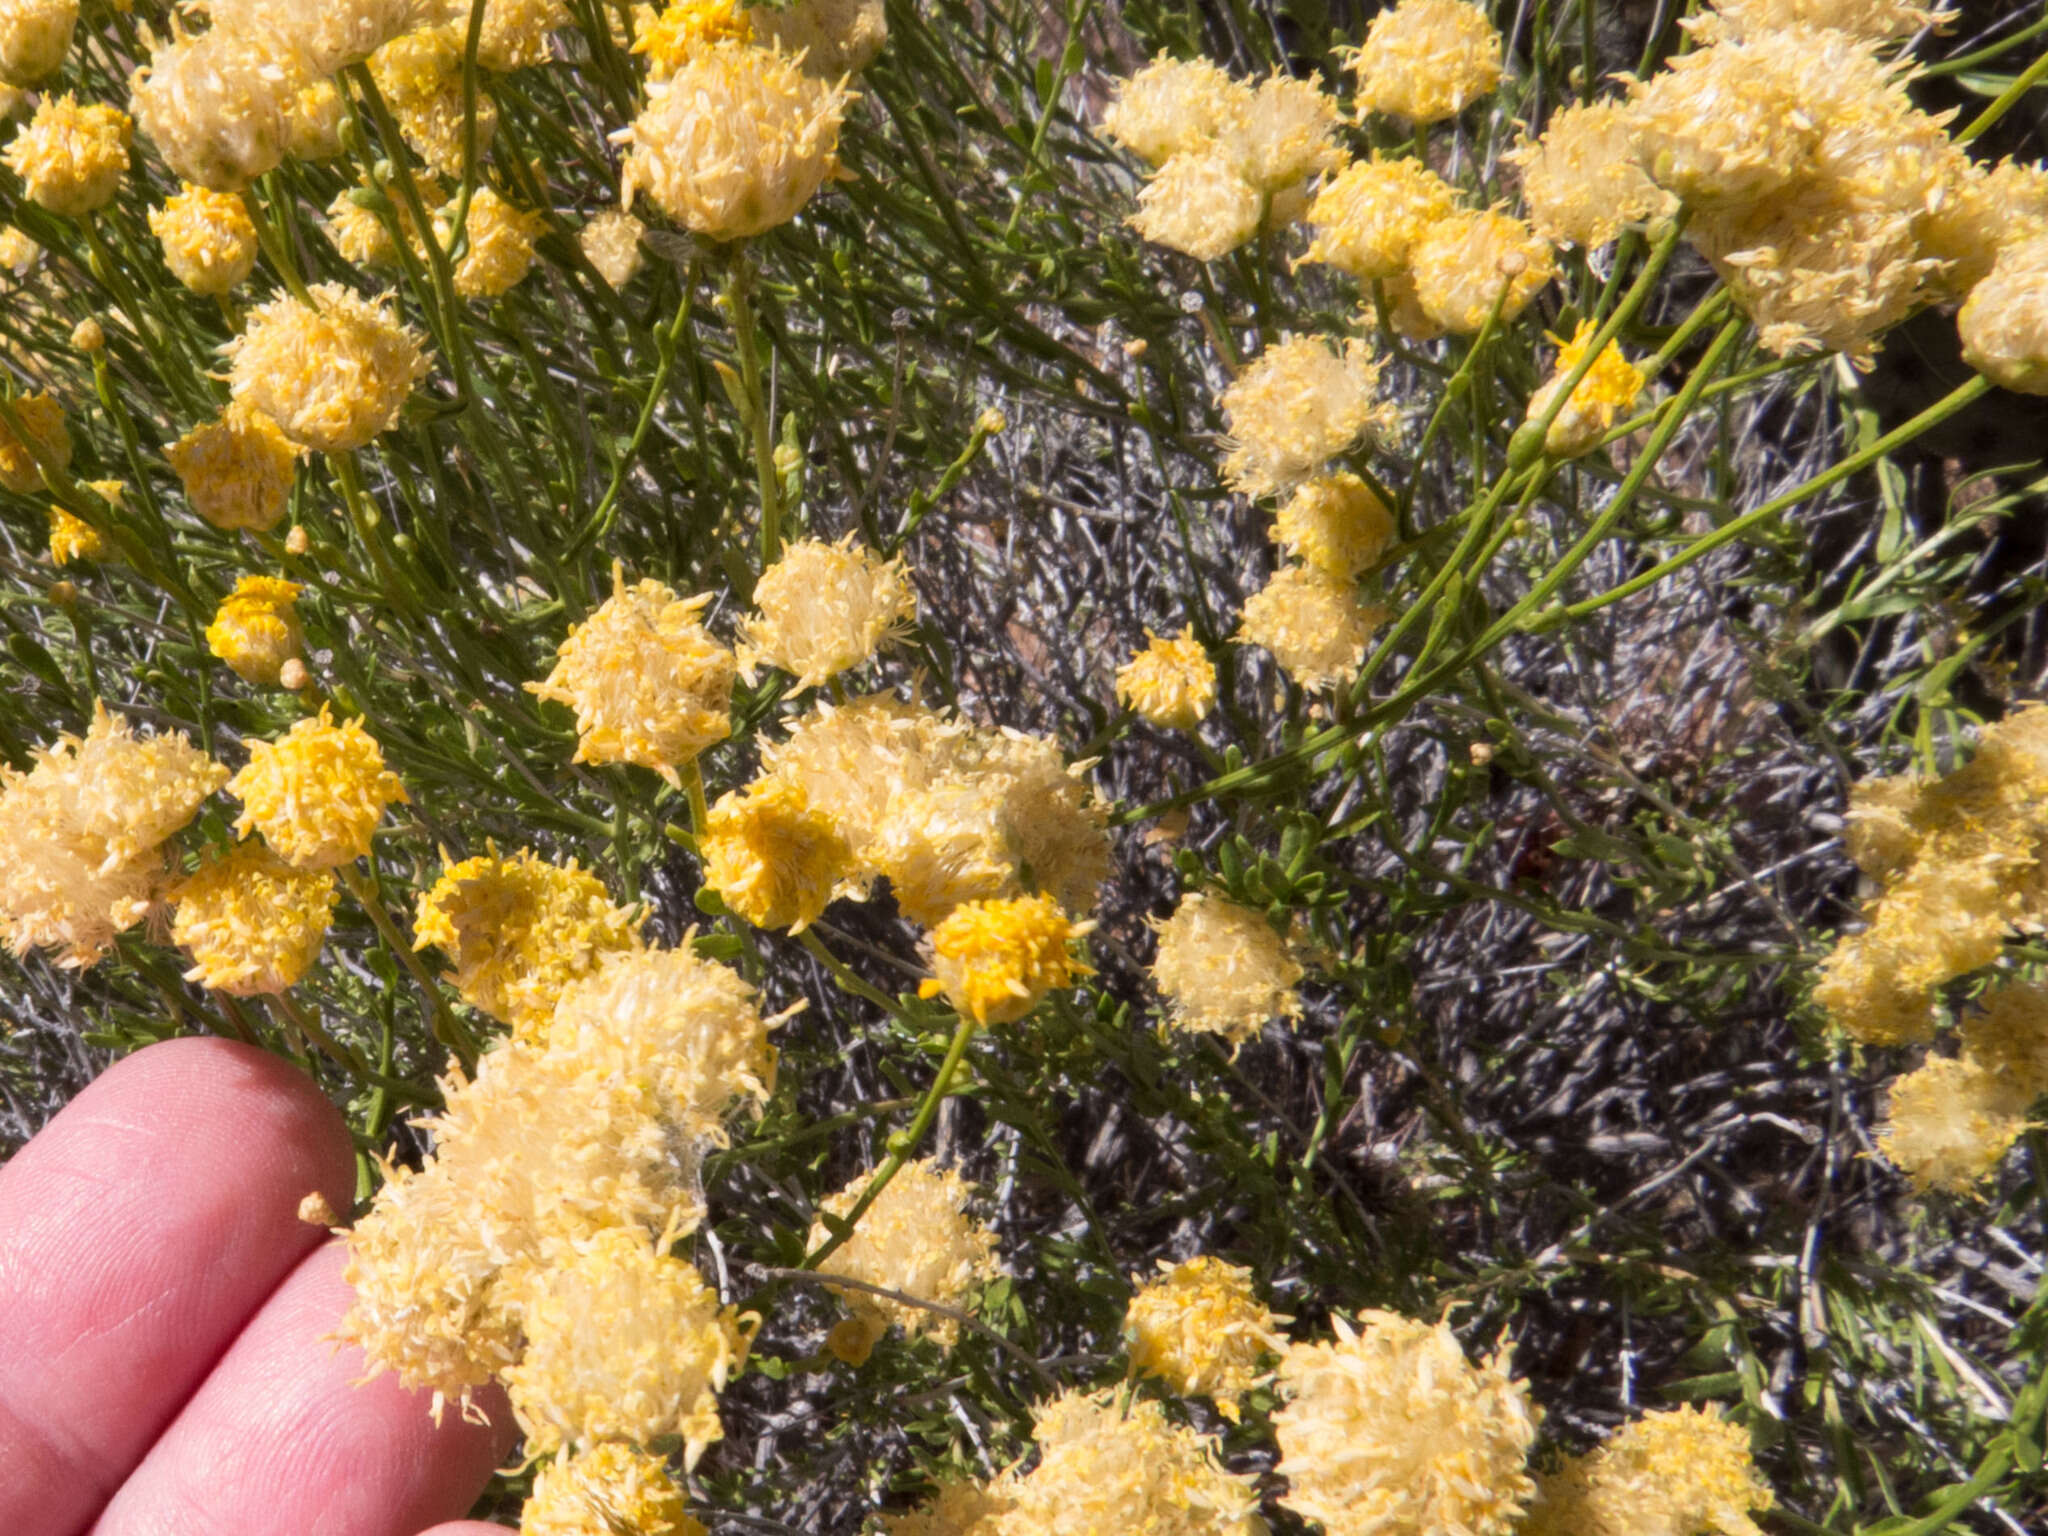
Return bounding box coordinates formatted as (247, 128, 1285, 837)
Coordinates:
(369, 26, 498, 176)
(0, 0, 76, 86)
(527, 565, 736, 783)
(1150, 891, 1303, 1044)
(1815, 706, 2048, 1045)
(441, 186, 546, 299)
(1525, 1405, 1774, 1536)
(1410, 210, 1557, 336)
(413, 846, 645, 1040)
(738, 535, 915, 690)
(149, 183, 261, 295)
(1273, 471, 1396, 577)
(205, 574, 304, 685)
(1115, 627, 1217, 732)
(1220, 334, 1395, 500)
(1877, 980, 2048, 1193)
(128, 26, 297, 193)
(1959, 235, 2048, 395)
(1304, 156, 1456, 282)
(225, 283, 430, 453)
(521, 1443, 703, 1536)
(1507, 99, 1676, 251)
(1273, 1311, 1539, 1536)
(0, 392, 70, 493)
(170, 838, 337, 995)
(808, 1156, 1001, 1364)
(700, 775, 851, 932)
(923, 892, 1093, 1026)
(619, 38, 851, 240)
(0, 704, 226, 967)
(2, 94, 130, 216)
(1125, 1255, 1288, 1417)
(166, 401, 301, 531)
(1525, 322, 1651, 460)
(1237, 564, 1388, 691)
(229, 705, 408, 869)
(1345, 0, 1500, 125)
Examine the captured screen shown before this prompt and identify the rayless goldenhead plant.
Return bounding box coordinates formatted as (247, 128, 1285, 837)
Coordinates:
(4, 0, 2048, 1532)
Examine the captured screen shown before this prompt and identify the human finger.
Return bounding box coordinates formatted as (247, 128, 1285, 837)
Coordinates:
(0, 1036, 354, 1536)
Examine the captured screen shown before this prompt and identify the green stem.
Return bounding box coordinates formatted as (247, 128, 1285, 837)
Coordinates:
(1958, 45, 2048, 143)
(797, 927, 903, 1014)
(564, 272, 695, 559)
(720, 245, 785, 569)
(338, 862, 480, 1070)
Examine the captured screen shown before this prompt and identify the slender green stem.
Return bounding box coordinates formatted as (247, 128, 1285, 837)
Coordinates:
(1958, 46, 2048, 143)
(720, 245, 786, 569)
(339, 862, 480, 1069)
(565, 272, 695, 559)
(798, 927, 903, 1014)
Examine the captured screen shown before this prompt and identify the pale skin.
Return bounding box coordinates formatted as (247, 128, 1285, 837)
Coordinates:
(0, 1037, 516, 1536)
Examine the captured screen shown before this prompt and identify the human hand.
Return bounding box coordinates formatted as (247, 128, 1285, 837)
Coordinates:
(0, 1036, 516, 1536)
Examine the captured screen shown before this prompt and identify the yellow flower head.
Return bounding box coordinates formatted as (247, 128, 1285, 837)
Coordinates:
(1878, 1055, 2031, 1194)
(1703, 0, 1952, 44)
(323, 175, 441, 267)
(167, 401, 301, 532)
(1275, 1312, 1539, 1536)
(505, 1226, 754, 1465)
(752, 0, 889, 78)
(1409, 209, 1556, 335)
(1346, 0, 1502, 125)
(47, 506, 105, 566)
(923, 891, 1092, 1026)
(129, 27, 295, 192)
(229, 705, 408, 869)
(702, 774, 853, 932)
(2, 93, 130, 216)
(620, 38, 852, 239)
(369, 25, 498, 177)
(1273, 471, 1396, 578)
(288, 77, 348, 160)
(225, 283, 430, 453)
(1125, 1255, 1288, 1416)
(206, 574, 304, 686)
(1960, 235, 2048, 396)
(1919, 155, 2048, 303)
(526, 565, 736, 783)
(633, 0, 753, 80)
(1960, 980, 2048, 1103)
(1303, 155, 1457, 282)
(1130, 148, 1263, 263)
(1238, 71, 1343, 194)
(738, 534, 916, 691)
(1101, 54, 1251, 170)
(580, 206, 646, 287)
(760, 691, 942, 865)
(1116, 627, 1217, 732)
(0, 392, 70, 493)
(522, 1444, 704, 1536)
(149, 183, 261, 296)
(878, 1481, 1013, 1536)
(1237, 564, 1387, 691)
(1150, 890, 1302, 1044)
(204, 0, 418, 75)
(440, 185, 545, 299)
(1525, 1404, 1774, 1536)
(1507, 98, 1677, 251)
(1526, 321, 1649, 459)
(1220, 334, 1396, 500)
(413, 845, 645, 1039)
(0, 223, 40, 273)
(0, 0, 76, 87)
(171, 838, 336, 995)
(808, 1156, 1001, 1364)
(476, 0, 570, 71)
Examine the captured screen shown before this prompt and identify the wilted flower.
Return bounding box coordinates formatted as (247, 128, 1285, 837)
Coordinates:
(1116, 627, 1217, 731)
(1507, 99, 1676, 250)
(753, 0, 889, 77)
(1100, 54, 1250, 170)
(0, 0, 75, 86)
(580, 206, 646, 287)
(229, 706, 409, 869)
(1524, 1405, 1774, 1536)
(1409, 209, 1556, 335)
(701, 774, 853, 931)
(1220, 334, 1396, 499)
(619, 39, 851, 240)
(0, 392, 71, 494)
(1237, 564, 1387, 690)
(1960, 235, 2048, 395)
(166, 401, 301, 532)
(369, 25, 498, 177)
(1150, 890, 1302, 1044)
(128, 27, 295, 191)
(522, 1444, 703, 1536)
(47, 507, 105, 566)
(3, 93, 130, 216)
(1125, 1255, 1287, 1417)
(738, 535, 915, 690)
(1526, 321, 1649, 459)
(171, 839, 337, 995)
(0, 704, 226, 967)
(414, 846, 644, 1039)
(1274, 1311, 1539, 1536)
(808, 1156, 1001, 1364)
(206, 574, 305, 685)
(1273, 471, 1396, 577)
(225, 283, 431, 453)
(1130, 148, 1263, 262)
(149, 183, 261, 295)
(440, 186, 545, 299)
(1346, 0, 1501, 125)
(922, 892, 1092, 1025)
(505, 1226, 753, 1464)
(526, 565, 736, 782)
(1303, 156, 1457, 282)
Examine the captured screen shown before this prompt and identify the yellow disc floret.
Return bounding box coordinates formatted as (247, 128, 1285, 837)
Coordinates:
(205, 575, 304, 686)
(701, 774, 853, 932)
(171, 838, 337, 995)
(1272, 471, 1396, 578)
(0, 392, 70, 493)
(1303, 156, 1457, 282)
(229, 705, 409, 869)
(522, 1444, 704, 1536)
(923, 892, 1092, 1026)
(1115, 627, 1217, 732)
(149, 183, 261, 296)
(1526, 321, 1650, 459)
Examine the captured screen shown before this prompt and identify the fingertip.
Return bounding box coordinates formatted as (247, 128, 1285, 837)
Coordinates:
(416, 1524, 517, 1536)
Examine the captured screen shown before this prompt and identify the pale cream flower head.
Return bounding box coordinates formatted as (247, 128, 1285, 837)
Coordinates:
(1303, 155, 1457, 282)
(440, 186, 545, 299)
(0, 0, 76, 87)
(580, 206, 648, 288)
(1151, 890, 1303, 1044)
(1129, 147, 1263, 263)
(1236, 564, 1387, 691)
(1346, 0, 1502, 125)
(1273, 471, 1396, 578)
(522, 1444, 703, 1536)
(739, 534, 916, 690)
(1220, 334, 1396, 500)
(1125, 1254, 1288, 1416)
(225, 283, 430, 453)
(206, 0, 421, 76)
(1408, 209, 1555, 336)
(1100, 53, 1251, 170)
(0, 392, 70, 494)
(367, 24, 499, 176)
(701, 773, 854, 932)
(1507, 98, 1676, 251)
(171, 839, 336, 995)
(128, 26, 296, 192)
(1960, 234, 2048, 395)
(1878, 1055, 2031, 1194)
(167, 402, 301, 532)
(1524, 1404, 1774, 1536)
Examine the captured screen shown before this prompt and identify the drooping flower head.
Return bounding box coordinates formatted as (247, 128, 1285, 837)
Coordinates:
(171, 839, 337, 995)
(167, 401, 301, 531)
(150, 183, 261, 295)
(738, 534, 915, 690)
(0, 0, 76, 86)
(0, 392, 70, 494)
(128, 27, 295, 191)
(1409, 209, 1556, 335)
(1524, 1404, 1775, 1536)
(413, 846, 645, 1039)
(701, 774, 853, 931)
(522, 1444, 704, 1536)
(225, 283, 430, 453)
(206, 574, 305, 685)
(1150, 890, 1303, 1044)
(922, 892, 1093, 1026)
(1125, 1255, 1288, 1417)
(620, 39, 852, 240)
(1526, 321, 1649, 459)
(1303, 156, 1458, 282)
(229, 706, 409, 869)
(1273, 1311, 1540, 1536)
(580, 206, 647, 287)
(1507, 98, 1676, 251)
(1345, 0, 1501, 125)
(1273, 471, 1396, 577)
(1116, 627, 1217, 732)
(526, 565, 736, 783)
(807, 1156, 1001, 1365)
(1237, 564, 1387, 690)
(1220, 334, 1396, 499)
(3, 93, 130, 216)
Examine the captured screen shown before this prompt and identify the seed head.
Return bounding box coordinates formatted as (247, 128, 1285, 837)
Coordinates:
(229, 705, 408, 869)
(1116, 627, 1217, 732)
(171, 838, 336, 995)
(206, 574, 305, 685)
(150, 183, 261, 295)
(3, 93, 130, 216)
(166, 401, 301, 531)
(1345, 0, 1502, 125)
